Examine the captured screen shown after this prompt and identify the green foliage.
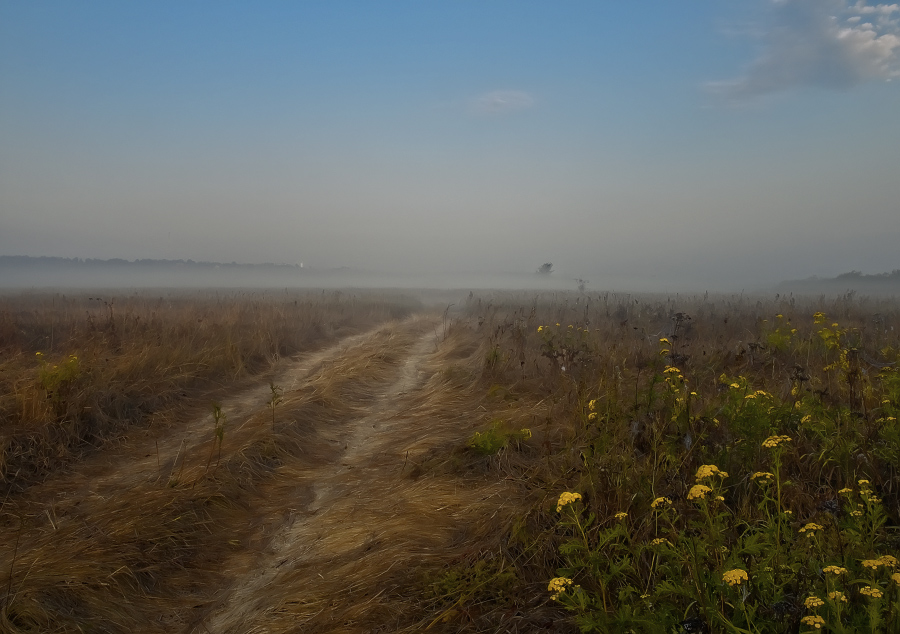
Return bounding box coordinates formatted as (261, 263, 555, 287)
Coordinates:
(35, 352, 81, 402)
(470, 302, 900, 633)
(468, 420, 532, 455)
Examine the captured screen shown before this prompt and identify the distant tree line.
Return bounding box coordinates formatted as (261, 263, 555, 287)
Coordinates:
(0, 256, 305, 270)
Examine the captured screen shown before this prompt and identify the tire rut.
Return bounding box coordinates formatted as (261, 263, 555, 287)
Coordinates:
(201, 327, 437, 633)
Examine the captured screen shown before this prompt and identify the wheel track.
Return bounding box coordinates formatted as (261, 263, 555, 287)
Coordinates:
(201, 327, 438, 632)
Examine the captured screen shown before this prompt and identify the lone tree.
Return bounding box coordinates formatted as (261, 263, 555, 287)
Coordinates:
(537, 263, 553, 275)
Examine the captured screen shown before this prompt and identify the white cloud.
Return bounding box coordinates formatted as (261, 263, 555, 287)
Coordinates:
(709, 0, 900, 101)
(468, 90, 535, 115)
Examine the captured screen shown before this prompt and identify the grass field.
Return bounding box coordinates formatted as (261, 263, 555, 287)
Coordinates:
(1, 289, 898, 633)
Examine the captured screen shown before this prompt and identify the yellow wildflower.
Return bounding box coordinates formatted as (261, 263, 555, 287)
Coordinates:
(651, 496, 672, 509)
(722, 569, 748, 586)
(828, 591, 847, 603)
(892, 572, 900, 585)
(520, 428, 532, 440)
(687, 484, 712, 501)
(588, 399, 597, 410)
(650, 537, 672, 547)
(548, 577, 574, 600)
(862, 558, 884, 570)
(752, 471, 774, 481)
(880, 555, 898, 568)
(614, 511, 628, 521)
(776, 314, 783, 319)
(801, 615, 825, 629)
(729, 382, 741, 389)
(799, 523, 823, 535)
(588, 412, 598, 421)
(838, 487, 853, 495)
(860, 586, 883, 599)
(813, 312, 825, 324)
(858, 479, 870, 486)
(659, 337, 670, 344)
(822, 565, 848, 575)
(664, 366, 681, 374)
(537, 325, 543, 332)
(804, 596, 824, 609)
(556, 492, 582, 512)
(762, 435, 792, 448)
(695, 464, 728, 481)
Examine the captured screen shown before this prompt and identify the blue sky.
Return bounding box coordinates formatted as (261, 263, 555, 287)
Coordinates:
(1, 1, 899, 290)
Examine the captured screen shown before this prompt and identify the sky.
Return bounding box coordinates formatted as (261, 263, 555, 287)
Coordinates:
(1, 0, 899, 291)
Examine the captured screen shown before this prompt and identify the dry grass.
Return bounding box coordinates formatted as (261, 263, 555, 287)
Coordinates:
(0, 290, 421, 492)
(2, 289, 898, 633)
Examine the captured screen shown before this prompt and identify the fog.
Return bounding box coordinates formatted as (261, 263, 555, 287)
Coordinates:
(2, 2, 899, 293)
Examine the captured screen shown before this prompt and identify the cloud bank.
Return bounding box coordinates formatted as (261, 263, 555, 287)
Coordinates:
(710, 0, 900, 100)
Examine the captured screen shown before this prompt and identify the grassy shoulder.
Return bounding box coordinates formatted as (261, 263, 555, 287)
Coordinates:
(417, 292, 900, 633)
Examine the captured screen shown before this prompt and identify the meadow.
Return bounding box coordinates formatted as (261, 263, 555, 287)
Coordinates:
(0, 289, 898, 633)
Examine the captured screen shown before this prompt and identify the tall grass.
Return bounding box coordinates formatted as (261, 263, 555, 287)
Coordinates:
(0, 290, 420, 492)
(435, 291, 900, 633)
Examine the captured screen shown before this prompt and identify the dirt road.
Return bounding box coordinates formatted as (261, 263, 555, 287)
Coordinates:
(2, 315, 522, 633)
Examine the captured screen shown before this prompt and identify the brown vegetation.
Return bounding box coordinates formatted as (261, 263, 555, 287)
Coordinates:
(1, 289, 899, 633)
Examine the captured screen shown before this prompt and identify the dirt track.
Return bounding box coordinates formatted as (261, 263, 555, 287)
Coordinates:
(2, 315, 524, 633)
(204, 323, 437, 632)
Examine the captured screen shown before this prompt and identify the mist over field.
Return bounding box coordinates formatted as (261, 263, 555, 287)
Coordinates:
(2, 1, 899, 291)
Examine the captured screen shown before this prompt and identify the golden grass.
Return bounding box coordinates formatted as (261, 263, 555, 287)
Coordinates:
(2, 289, 898, 633)
(0, 291, 421, 492)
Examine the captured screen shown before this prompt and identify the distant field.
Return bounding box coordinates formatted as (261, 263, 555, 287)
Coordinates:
(1, 290, 899, 633)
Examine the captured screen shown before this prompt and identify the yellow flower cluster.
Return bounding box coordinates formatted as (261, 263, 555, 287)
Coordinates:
(799, 523, 823, 536)
(828, 591, 847, 603)
(862, 555, 897, 569)
(804, 596, 825, 609)
(614, 511, 628, 521)
(862, 558, 884, 570)
(860, 586, 883, 599)
(893, 572, 900, 585)
(650, 537, 672, 547)
(823, 565, 848, 575)
(813, 312, 826, 324)
(857, 479, 881, 504)
(548, 577, 573, 600)
(752, 471, 774, 481)
(659, 337, 670, 345)
(556, 492, 582, 512)
(650, 496, 672, 509)
(695, 464, 728, 481)
(722, 569, 748, 586)
(520, 428, 532, 440)
(838, 487, 853, 495)
(801, 615, 825, 629)
(687, 484, 712, 500)
(762, 434, 792, 448)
